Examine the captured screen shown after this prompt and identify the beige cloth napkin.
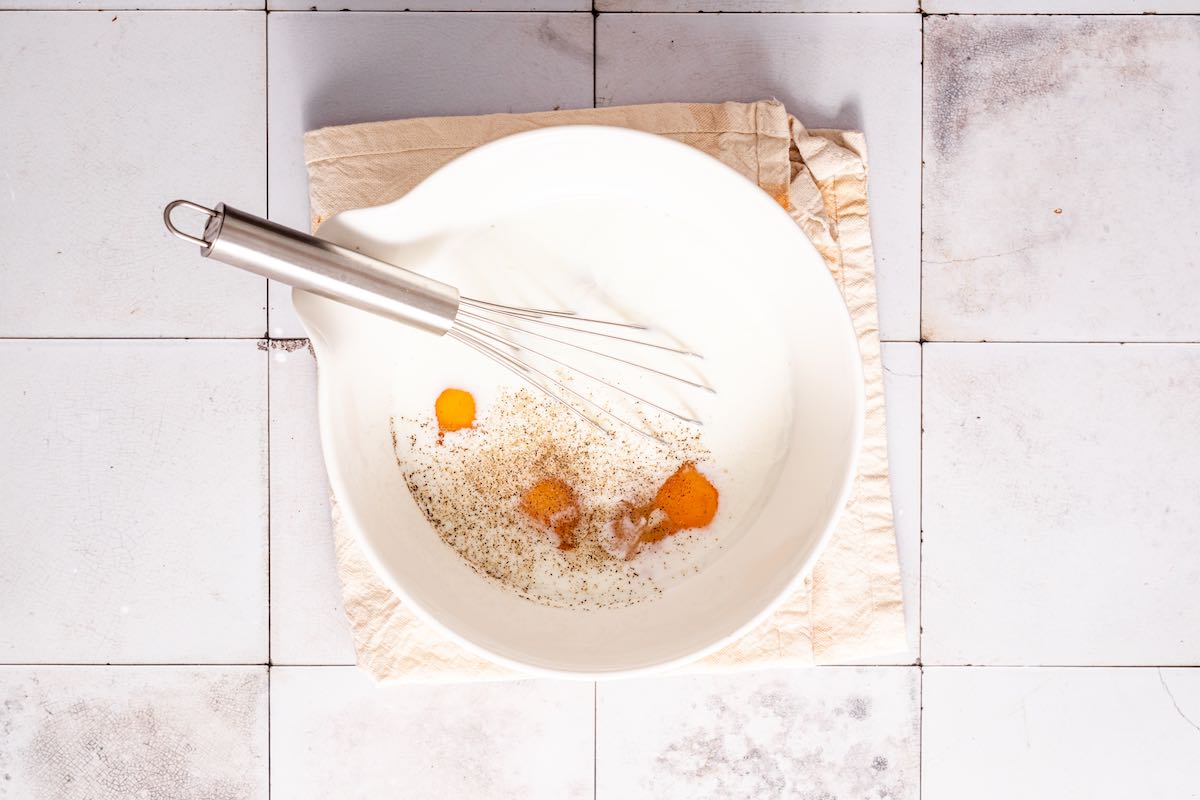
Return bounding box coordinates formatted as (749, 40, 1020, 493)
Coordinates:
(305, 100, 906, 681)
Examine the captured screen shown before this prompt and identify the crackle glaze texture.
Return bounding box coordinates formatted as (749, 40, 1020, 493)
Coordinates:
(0, 668, 267, 800)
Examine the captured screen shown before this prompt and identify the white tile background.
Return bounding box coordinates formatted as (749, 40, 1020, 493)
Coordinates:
(597, 667, 921, 799)
(3, 4, 1199, 798)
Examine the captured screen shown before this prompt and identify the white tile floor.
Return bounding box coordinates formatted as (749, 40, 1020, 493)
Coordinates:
(597, 667, 921, 798)
(270, 669, 594, 798)
(3, 5, 1199, 798)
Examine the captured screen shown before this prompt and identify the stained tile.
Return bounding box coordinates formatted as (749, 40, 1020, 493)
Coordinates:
(924, 667, 1200, 799)
(922, 344, 1200, 665)
(923, 16, 1200, 342)
(270, 667, 594, 798)
(0, 0, 259, 7)
(0, 12, 265, 336)
(925, 0, 1198, 11)
(269, 341, 356, 665)
(597, 667, 920, 799)
(0, 0, 261, 14)
(0, 341, 267, 663)
(0, 666, 268, 799)
(266, 11, 594, 337)
(596, 12, 922, 341)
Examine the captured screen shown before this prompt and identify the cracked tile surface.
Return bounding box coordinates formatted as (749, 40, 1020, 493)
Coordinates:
(924, 668, 1200, 799)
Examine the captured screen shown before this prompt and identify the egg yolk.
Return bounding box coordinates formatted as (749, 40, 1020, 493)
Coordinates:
(654, 462, 719, 531)
(520, 477, 581, 550)
(434, 388, 475, 432)
(603, 463, 720, 558)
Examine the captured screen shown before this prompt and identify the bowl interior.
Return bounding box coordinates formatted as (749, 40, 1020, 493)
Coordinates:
(295, 126, 863, 676)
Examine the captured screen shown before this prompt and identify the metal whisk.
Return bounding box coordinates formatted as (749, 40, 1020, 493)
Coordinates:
(164, 201, 711, 443)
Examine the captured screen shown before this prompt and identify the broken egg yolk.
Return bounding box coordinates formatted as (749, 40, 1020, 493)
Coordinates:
(654, 462, 719, 531)
(606, 463, 720, 557)
(520, 477, 581, 550)
(434, 388, 475, 432)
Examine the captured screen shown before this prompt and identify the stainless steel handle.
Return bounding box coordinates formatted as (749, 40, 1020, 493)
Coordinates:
(164, 200, 460, 336)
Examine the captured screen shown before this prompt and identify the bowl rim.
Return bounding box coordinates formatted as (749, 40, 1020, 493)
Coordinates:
(297, 124, 866, 679)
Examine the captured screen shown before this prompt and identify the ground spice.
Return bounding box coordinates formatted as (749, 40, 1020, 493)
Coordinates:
(389, 386, 711, 609)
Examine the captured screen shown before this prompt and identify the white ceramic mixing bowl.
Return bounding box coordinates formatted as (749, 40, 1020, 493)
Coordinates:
(295, 126, 863, 678)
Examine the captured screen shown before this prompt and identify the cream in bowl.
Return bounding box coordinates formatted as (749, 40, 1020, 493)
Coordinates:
(296, 126, 863, 676)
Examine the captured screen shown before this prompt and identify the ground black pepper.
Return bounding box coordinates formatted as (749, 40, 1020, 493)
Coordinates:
(389, 386, 711, 609)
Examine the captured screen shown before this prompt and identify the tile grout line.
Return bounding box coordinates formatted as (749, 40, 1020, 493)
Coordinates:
(917, 10, 925, 666)
(917, 348, 925, 798)
(917, 340, 925, 794)
(592, 1, 598, 110)
(8, 337, 1200, 344)
(265, 340, 273, 798)
(917, 662, 924, 794)
(3, 662, 1199, 668)
(264, 11, 272, 800)
(3, 8, 1198, 13)
(265, 7, 271, 339)
(0, 7, 941, 12)
(14, 336, 1200, 345)
(917, 10, 925, 799)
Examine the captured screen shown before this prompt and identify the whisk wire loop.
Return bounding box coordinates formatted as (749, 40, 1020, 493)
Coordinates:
(452, 319, 703, 427)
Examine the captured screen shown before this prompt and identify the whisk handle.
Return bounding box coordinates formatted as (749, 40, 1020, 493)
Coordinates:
(164, 200, 460, 336)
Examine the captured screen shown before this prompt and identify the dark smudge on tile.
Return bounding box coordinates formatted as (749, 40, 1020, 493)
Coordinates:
(534, 17, 592, 66)
(925, 16, 1172, 161)
(845, 695, 872, 720)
